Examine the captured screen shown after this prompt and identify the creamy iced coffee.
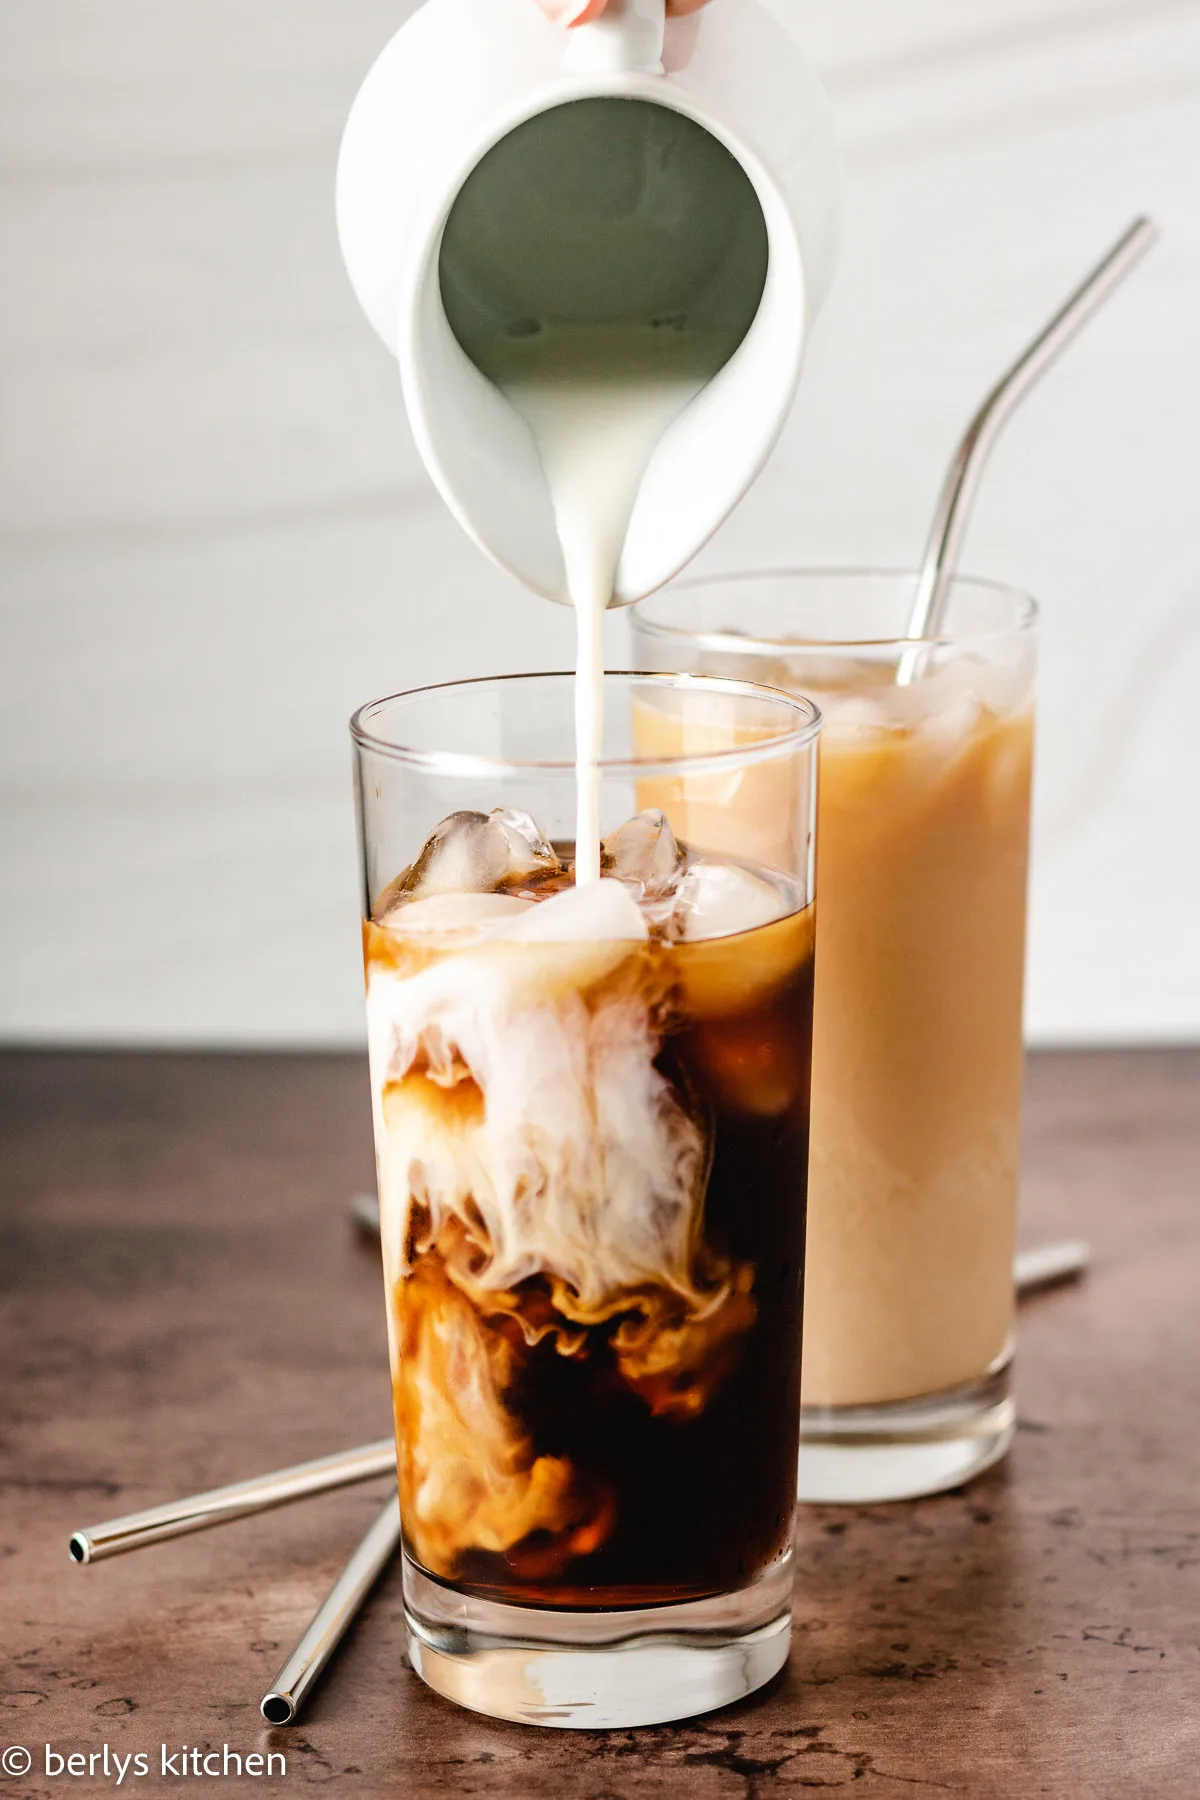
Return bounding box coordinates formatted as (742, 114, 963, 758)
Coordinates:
(632, 573, 1036, 1489)
(801, 670, 1032, 1407)
(364, 805, 814, 1607)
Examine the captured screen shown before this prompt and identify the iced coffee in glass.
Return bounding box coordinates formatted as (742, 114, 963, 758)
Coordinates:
(632, 573, 1036, 1502)
(352, 671, 819, 1727)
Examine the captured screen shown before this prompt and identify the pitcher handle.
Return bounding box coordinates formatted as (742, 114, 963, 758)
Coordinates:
(561, 0, 666, 74)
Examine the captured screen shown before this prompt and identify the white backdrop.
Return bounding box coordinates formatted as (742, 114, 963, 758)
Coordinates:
(1, 0, 1198, 1046)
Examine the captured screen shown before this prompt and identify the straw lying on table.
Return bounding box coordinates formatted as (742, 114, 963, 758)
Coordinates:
(260, 1497, 403, 1726)
(1013, 1239, 1092, 1295)
(69, 1438, 397, 1565)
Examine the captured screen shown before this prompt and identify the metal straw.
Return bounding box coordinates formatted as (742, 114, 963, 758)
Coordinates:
(1013, 1238, 1090, 1295)
(69, 1438, 396, 1565)
(260, 1496, 402, 1726)
(897, 215, 1159, 685)
(350, 1190, 383, 1240)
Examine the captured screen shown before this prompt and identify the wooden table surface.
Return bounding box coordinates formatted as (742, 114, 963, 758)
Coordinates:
(1, 1049, 1197, 1798)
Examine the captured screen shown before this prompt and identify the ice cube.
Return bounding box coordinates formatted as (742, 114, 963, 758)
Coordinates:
(601, 809, 685, 897)
(892, 660, 984, 740)
(492, 807, 561, 877)
(686, 1012, 807, 1117)
(496, 877, 649, 944)
(380, 891, 534, 937)
(674, 859, 784, 942)
(816, 694, 889, 741)
(399, 807, 560, 898)
(916, 691, 981, 756)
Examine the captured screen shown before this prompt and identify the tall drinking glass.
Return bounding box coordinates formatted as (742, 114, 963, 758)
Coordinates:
(351, 671, 820, 1727)
(632, 574, 1036, 1503)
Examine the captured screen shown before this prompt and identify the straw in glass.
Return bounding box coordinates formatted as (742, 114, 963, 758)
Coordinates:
(898, 216, 1159, 684)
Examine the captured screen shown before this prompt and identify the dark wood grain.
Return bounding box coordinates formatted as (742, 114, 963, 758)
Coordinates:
(1, 1049, 1197, 1798)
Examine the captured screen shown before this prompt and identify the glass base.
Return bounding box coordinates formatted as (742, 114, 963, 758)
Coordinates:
(796, 1352, 1015, 1504)
(403, 1550, 793, 1729)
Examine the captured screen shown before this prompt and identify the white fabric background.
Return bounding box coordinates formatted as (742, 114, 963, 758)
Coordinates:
(1, 0, 1197, 1045)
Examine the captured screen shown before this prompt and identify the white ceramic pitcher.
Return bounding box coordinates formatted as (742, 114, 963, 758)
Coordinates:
(337, 0, 841, 605)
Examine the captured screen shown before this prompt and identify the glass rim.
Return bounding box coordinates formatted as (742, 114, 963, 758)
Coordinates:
(350, 669, 821, 778)
(634, 566, 1038, 654)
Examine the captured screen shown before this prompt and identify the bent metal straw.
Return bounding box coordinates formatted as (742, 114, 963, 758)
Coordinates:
(898, 215, 1159, 685)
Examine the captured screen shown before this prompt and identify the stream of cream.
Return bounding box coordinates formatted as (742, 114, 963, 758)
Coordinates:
(476, 326, 732, 884)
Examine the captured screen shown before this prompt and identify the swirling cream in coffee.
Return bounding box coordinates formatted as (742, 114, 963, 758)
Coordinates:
(364, 810, 812, 1605)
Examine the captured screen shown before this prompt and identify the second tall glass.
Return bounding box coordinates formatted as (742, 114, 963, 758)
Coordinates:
(633, 572, 1037, 1503)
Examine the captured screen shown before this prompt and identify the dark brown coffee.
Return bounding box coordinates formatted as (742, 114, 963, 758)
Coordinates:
(364, 809, 813, 1610)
